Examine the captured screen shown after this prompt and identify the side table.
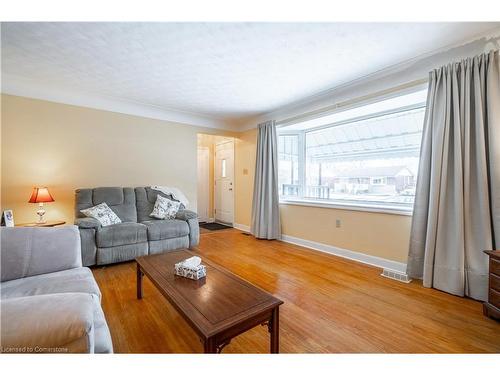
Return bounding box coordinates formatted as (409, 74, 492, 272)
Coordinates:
(16, 220, 66, 227)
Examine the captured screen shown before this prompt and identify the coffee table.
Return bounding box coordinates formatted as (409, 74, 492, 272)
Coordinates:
(135, 250, 283, 353)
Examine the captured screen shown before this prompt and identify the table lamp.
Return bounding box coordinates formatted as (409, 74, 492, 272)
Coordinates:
(28, 187, 55, 223)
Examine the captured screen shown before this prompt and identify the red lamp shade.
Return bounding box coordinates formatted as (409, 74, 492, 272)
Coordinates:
(28, 187, 55, 203)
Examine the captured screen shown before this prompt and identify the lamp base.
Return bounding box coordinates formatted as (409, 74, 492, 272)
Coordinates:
(36, 204, 46, 224)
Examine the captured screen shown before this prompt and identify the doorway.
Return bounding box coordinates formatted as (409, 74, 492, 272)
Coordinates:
(214, 139, 234, 224)
(197, 134, 235, 226)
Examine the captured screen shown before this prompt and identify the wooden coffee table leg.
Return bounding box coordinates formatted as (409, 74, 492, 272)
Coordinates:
(270, 306, 279, 353)
(204, 337, 217, 354)
(136, 263, 143, 299)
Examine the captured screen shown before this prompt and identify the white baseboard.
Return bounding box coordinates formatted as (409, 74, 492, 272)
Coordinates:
(207, 217, 215, 223)
(281, 234, 407, 273)
(233, 223, 250, 232)
(232, 223, 407, 274)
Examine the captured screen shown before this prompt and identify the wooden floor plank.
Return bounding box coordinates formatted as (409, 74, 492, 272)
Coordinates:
(92, 229, 500, 353)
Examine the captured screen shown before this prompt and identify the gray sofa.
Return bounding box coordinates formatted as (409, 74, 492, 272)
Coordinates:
(75, 187, 199, 266)
(0, 226, 113, 353)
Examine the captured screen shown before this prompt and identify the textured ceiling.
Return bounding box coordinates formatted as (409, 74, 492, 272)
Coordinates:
(1, 22, 499, 121)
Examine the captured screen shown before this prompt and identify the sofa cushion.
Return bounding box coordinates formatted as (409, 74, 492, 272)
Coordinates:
(93, 187, 124, 206)
(150, 195, 181, 219)
(0, 267, 101, 300)
(135, 187, 185, 223)
(1, 293, 96, 353)
(1, 226, 82, 282)
(96, 222, 147, 248)
(75, 187, 137, 222)
(143, 219, 190, 241)
(81, 203, 122, 227)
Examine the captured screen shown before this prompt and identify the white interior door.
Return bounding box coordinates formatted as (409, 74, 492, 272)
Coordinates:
(197, 147, 210, 222)
(215, 139, 234, 224)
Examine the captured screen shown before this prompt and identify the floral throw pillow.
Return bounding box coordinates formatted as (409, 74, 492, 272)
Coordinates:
(150, 195, 181, 220)
(80, 202, 122, 227)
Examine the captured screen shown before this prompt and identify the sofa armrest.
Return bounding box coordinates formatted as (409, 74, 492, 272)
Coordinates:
(175, 209, 198, 221)
(75, 219, 99, 267)
(175, 210, 199, 248)
(79, 228, 97, 267)
(75, 217, 102, 229)
(0, 293, 96, 353)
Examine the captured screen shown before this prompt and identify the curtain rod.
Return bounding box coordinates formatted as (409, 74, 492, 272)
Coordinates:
(275, 78, 428, 127)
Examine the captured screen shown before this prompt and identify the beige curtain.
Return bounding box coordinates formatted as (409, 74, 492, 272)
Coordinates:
(251, 120, 281, 239)
(407, 50, 500, 301)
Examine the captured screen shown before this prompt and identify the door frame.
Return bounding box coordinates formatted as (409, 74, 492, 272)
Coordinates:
(214, 138, 235, 225)
(197, 146, 210, 223)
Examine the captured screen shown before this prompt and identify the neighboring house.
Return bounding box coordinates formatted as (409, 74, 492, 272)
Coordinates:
(332, 165, 415, 195)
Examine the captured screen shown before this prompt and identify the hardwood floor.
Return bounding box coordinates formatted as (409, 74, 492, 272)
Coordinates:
(92, 229, 500, 353)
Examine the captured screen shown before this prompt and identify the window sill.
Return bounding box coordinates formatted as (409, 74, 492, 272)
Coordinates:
(279, 198, 413, 216)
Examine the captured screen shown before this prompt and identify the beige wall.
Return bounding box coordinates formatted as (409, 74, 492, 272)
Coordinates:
(1, 94, 411, 263)
(233, 128, 412, 263)
(1, 94, 233, 224)
(234, 128, 257, 226)
(280, 205, 411, 263)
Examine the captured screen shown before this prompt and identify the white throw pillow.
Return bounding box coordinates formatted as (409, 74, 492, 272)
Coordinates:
(150, 195, 181, 220)
(80, 202, 122, 227)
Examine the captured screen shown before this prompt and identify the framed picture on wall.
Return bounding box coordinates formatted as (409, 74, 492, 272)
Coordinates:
(2, 210, 15, 227)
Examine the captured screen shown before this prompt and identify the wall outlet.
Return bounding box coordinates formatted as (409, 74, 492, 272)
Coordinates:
(336, 219, 341, 228)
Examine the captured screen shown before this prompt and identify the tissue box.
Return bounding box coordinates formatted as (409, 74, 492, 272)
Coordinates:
(174, 263, 206, 280)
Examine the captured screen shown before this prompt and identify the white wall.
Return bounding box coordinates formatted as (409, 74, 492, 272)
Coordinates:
(239, 30, 500, 130)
